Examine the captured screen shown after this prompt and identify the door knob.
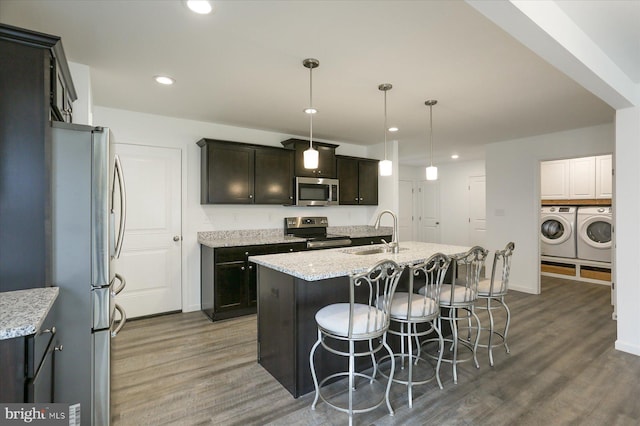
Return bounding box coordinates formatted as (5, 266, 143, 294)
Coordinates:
(173, 236, 182, 241)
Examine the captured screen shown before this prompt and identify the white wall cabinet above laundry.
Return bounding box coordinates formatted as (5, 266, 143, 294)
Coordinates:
(541, 154, 612, 200)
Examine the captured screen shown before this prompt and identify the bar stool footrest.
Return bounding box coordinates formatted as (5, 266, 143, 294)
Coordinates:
(316, 371, 389, 415)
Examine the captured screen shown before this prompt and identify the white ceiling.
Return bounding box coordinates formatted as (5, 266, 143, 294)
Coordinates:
(1, 0, 634, 166)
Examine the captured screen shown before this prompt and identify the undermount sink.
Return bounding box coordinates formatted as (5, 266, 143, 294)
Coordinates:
(347, 247, 408, 255)
(352, 247, 390, 255)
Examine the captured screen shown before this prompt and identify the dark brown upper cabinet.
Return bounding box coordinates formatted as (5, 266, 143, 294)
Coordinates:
(336, 156, 379, 205)
(281, 138, 338, 178)
(197, 138, 294, 205)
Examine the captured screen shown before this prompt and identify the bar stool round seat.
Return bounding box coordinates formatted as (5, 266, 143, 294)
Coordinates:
(309, 259, 404, 426)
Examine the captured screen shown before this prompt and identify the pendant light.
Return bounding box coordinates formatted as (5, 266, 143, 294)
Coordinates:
(378, 83, 393, 177)
(303, 58, 319, 169)
(425, 100, 438, 180)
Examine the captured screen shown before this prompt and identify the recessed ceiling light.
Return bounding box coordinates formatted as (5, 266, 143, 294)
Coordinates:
(451, 154, 459, 159)
(388, 126, 399, 132)
(154, 75, 175, 85)
(186, 0, 213, 14)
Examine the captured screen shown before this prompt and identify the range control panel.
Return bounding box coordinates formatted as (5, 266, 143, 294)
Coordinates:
(285, 216, 328, 230)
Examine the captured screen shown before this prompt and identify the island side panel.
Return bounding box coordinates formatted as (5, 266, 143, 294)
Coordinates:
(257, 265, 296, 395)
(295, 275, 352, 397)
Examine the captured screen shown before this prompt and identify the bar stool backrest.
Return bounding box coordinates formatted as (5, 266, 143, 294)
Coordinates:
(348, 259, 404, 339)
(407, 253, 451, 319)
(487, 242, 515, 297)
(443, 246, 489, 306)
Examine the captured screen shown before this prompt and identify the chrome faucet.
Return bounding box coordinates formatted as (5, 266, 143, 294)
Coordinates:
(374, 209, 399, 254)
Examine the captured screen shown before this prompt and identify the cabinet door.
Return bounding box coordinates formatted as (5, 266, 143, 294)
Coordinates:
(357, 160, 378, 205)
(595, 154, 613, 199)
(569, 156, 596, 199)
(540, 159, 570, 200)
(316, 145, 336, 178)
(284, 140, 337, 178)
(27, 343, 54, 403)
(214, 261, 247, 312)
(204, 142, 255, 204)
(254, 147, 294, 204)
(337, 157, 359, 205)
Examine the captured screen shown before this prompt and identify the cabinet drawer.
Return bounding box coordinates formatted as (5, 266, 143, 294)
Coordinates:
(215, 247, 249, 263)
(350, 236, 391, 246)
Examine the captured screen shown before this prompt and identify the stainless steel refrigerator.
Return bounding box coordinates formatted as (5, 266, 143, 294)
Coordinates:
(50, 121, 127, 425)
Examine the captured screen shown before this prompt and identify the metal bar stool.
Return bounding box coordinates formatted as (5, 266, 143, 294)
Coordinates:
(309, 259, 404, 426)
(476, 242, 515, 366)
(421, 246, 488, 384)
(378, 253, 451, 407)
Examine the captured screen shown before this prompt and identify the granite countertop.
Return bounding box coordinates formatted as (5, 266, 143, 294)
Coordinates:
(0, 287, 59, 340)
(249, 241, 471, 281)
(198, 229, 307, 248)
(198, 225, 393, 248)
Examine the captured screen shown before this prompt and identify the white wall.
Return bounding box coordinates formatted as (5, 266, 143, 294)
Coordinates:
(92, 106, 387, 313)
(399, 160, 485, 246)
(68, 62, 92, 125)
(615, 106, 640, 355)
(485, 123, 614, 295)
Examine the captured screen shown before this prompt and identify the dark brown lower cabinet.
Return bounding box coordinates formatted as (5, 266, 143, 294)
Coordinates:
(201, 242, 307, 321)
(0, 299, 58, 403)
(200, 236, 392, 321)
(350, 235, 392, 246)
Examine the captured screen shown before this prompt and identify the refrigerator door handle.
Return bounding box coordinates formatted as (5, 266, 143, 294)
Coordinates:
(111, 303, 127, 337)
(112, 273, 126, 295)
(112, 154, 127, 259)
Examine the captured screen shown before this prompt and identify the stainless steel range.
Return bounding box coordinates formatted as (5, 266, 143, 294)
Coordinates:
(285, 216, 352, 249)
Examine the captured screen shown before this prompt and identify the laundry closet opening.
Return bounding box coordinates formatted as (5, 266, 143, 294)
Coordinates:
(538, 155, 614, 314)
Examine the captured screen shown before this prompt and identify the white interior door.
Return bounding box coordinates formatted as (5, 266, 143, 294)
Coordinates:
(468, 175, 486, 247)
(417, 180, 440, 243)
(399, 180, 415, 242)
(115, 144, 182, 318)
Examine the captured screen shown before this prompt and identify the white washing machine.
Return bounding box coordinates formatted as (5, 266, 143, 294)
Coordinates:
(541, 206, 577, 258)
(576, 206, 612, 263)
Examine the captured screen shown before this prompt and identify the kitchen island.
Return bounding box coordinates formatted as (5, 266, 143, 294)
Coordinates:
(249, 241, 470, 397)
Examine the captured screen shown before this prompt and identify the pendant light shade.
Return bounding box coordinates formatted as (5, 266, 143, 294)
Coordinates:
(425, 100, 438, 181)
(304, 147, 319, 169)
(378, 83, 393, 177)
(426, 165, 438, 180)
(303, 58, 319, 169)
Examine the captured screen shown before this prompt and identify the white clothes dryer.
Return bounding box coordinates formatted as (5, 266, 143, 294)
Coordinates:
(540, 206, 577, 258)
(576, 206, 612, 263)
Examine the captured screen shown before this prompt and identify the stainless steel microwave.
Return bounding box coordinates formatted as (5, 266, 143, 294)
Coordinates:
(295, 177, 339, 206)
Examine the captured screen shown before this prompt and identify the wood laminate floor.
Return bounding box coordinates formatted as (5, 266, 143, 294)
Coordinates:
(111, 277, 640, 425)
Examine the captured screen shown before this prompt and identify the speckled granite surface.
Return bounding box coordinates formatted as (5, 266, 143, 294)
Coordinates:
(0, 287, 59, 340)
(249, 241, 470, 281)
(328, 225, 393, 238)
(198, 225, 394, 248)
(198, 229, 306, 248)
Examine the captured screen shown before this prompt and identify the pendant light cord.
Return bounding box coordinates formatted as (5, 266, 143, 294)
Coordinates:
(429, 104, 433, 167)
(309, 65, 313, 149)
(383, 89, 388, 160)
